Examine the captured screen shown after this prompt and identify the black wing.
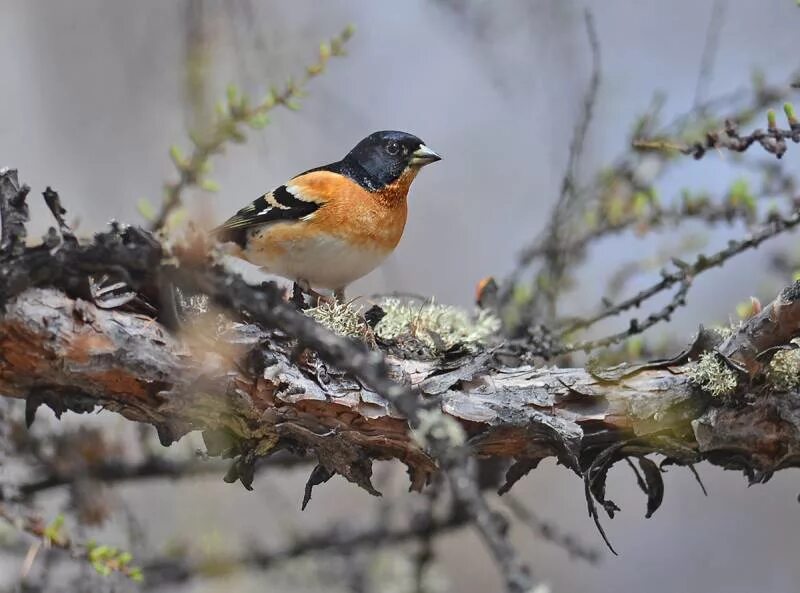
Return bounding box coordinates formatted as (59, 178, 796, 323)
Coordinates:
(211, 184, 321, 247)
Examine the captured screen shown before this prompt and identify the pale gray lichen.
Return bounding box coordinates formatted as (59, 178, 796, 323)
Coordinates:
(709, 324, 734, 340)
(375, 298, 500, 352)
(304, 301, 370, 340)
(686, 352, 738, 397)
(410, 408, 466, 450)
(175, 288, 210, 318)
(767, 348, 800, 391)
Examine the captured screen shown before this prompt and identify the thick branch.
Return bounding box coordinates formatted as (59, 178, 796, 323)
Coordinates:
(3, 286, 800, 493)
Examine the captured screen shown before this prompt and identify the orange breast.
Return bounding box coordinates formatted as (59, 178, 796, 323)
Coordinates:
(290, 170, 412, 250)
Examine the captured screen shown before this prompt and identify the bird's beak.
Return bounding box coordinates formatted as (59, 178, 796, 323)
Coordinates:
(409, 144, 442, 167)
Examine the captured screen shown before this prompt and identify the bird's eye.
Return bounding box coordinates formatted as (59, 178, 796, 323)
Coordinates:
(386, 141, 400, 156)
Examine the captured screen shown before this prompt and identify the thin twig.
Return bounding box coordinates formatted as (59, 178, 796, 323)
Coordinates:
(143, 508, 467, 585)
(519, 198, 756, 265)
(445, 461, 533, 593)
(14, 452, 308, 499)
(503, 495, 601, 564)
(635, 113, 800, 160)
(527, 8, 601, 320)
(549, 208, 800, 355)
(692, 0, 727, 111)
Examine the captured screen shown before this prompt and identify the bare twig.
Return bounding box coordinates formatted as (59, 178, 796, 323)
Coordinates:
(143, 507, 467, 585)
(692, 0, 727, 111)
(445, 461, 533, 593)
(526, 9, 601, 321)
(635, 110, 800, 160)
(503, 495, 600, 564)
(519, 196, 757, 266)
(548, 207, 800, 355)
(14, 452, 309, 500)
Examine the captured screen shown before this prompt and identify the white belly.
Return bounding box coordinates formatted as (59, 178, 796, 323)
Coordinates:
(246, 229, 391, 290)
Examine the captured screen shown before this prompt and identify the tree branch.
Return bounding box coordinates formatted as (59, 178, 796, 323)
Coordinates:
(4, 282, 800, 493)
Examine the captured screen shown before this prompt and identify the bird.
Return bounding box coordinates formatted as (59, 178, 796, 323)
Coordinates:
(211, 130, 441, 302)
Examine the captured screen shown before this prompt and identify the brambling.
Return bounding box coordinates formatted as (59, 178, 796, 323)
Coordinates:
(212, 130, 441, 301)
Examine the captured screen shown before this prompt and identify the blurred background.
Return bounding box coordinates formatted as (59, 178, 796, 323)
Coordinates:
(3, 1, 800, 592)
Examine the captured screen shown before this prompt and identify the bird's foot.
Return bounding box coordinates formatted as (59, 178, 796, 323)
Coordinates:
(291, 282, 308, 309)
(293, 280, 337, 308)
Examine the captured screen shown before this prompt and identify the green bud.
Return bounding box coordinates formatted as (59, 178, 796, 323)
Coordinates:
(200, 178, 220, 193)
(784, 102, 798, 125)
(90, 545, 110, 562)
(767, 109, 777, 130)
(249, 112, 269, 129)
(136, 198, 156, 221)
(319, 42, 331, 60)
(44, 514, 65, 542)
(98, 565, 112, 577)
(633, 191, 649, 216)
(226, 84, 239, 105)
(169, 145, 184, 167)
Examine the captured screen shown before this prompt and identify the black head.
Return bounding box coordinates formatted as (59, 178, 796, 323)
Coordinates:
(340, 131, 441, 191)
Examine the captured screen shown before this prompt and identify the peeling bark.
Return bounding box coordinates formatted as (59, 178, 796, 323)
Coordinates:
(3, 286, 800, 499)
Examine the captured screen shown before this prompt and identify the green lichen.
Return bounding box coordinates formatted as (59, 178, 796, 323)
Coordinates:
(687, 352, 737, 397)
(767, 348, 800, 391)
(375, 298, 500, 352)
(304, 301, 370, 340)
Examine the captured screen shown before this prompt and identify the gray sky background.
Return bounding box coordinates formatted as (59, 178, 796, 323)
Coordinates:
(3, 2, 800, 592)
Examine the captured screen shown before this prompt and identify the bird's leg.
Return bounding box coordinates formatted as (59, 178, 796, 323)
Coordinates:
(291, 282, 307, 309)
(333, 287, 346, 303)
(296, 279, 333, 307)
